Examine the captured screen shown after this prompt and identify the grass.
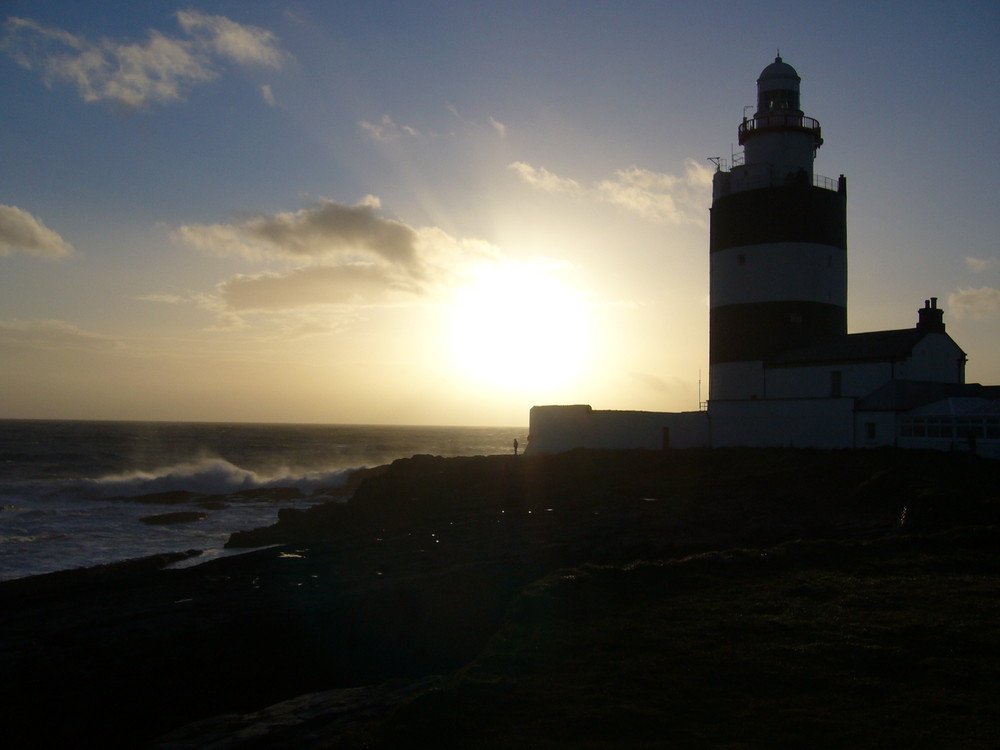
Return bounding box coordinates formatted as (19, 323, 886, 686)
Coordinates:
(334, 530, 1000, 749)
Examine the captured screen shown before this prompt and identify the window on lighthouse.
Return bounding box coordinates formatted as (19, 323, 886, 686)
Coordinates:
(760, 89, 799, 113)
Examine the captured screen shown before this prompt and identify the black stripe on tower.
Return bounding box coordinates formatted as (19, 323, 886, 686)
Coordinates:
(710, 185, 846, 252)
(710, 301, 846, 364)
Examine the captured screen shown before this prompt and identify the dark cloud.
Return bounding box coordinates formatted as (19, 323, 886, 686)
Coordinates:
(249, 199, 420, 268)
(0, 205, 74, 258)
(174, 197, 421, 271)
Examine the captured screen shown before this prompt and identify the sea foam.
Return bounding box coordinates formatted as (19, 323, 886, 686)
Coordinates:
(92, 457, 362, 498)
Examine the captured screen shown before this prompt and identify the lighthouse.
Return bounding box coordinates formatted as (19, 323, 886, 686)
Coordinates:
(525, 56, 989, 456)
(709, 56, 848, 401)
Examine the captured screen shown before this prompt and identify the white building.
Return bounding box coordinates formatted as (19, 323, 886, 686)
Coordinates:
(527, 57, 1000, 458)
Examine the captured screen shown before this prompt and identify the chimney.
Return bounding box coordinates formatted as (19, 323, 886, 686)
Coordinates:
(916, 297, 945, 333)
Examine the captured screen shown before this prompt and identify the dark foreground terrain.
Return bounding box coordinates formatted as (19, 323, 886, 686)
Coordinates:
(1, 448, 998, 748)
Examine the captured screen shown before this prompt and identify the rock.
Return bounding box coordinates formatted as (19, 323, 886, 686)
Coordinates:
(122, 490, 198, 505)
(140, 511, 209, 525)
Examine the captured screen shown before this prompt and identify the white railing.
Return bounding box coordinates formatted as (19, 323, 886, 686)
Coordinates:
(813, 173, 840, 191)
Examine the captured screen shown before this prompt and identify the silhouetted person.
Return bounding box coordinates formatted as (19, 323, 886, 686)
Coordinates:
(513, 439, 519, 456)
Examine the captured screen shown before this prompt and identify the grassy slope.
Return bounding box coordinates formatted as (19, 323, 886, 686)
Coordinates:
(334, 531, 1000, 749)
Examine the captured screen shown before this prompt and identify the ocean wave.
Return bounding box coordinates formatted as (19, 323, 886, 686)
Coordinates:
(92, 457, 364, 499)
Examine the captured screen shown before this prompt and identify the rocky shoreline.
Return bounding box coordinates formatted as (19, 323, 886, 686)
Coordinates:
(2, 448, 998, 748)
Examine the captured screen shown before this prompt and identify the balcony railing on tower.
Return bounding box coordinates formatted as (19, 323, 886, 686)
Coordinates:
(710, 164, 845, 199)
(738, 114, 823, 146)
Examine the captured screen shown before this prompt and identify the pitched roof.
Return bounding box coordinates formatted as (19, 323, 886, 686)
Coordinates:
(768, 328, 963, 367)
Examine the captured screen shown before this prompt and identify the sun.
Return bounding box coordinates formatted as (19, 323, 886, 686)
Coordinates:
(449, 262, 592, 392)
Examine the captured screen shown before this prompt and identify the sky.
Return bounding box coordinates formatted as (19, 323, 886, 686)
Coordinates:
(2, 1, 999, 427)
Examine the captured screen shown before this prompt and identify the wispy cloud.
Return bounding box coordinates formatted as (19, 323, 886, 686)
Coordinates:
(0, 205, 74, 259)
(136, 293, 184, 304)
(217, 264, 420, 311)
(965, 256, 998, 273)
(2, 11, 285, 109)
(360, 107, 506, 144)
(0, 319, 118, 351)
(508, 162, 585, 197)
(359, 114, 420, 142)
(489, 116, 506, 138)
(597, 163, 713, 223)
(510, 158, 713, 225)
(948, 287, 1000, 320)
(260, 84, 276, 106)
(175, 10, 284, 68)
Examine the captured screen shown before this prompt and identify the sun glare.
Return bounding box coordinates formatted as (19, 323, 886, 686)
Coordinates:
(450, 263, 592, 392)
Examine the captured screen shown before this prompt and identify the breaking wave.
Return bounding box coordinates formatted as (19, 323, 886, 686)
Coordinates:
(92, 457, 363, 499)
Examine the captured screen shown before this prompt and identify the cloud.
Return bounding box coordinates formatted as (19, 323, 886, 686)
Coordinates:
(510, 158, 713, 224)
(0, 319, 118, 351)
(218, 264, 422, 311)
(203, 233, 501, 333)
(948, 287, 1000, 320)
(489, 116, 506, 138)
(597, 161, 713, 223)
(260, 84, 276, 106)
(508, 162, 585, 197)
(361, 107, 506, 143)
(175, 10, 285, 68)
(965, 257, 998, 274)
(136, 293, 184, 304)
(0, 205, 74, 258)
(171, 197, 501, 327)
(359, 114, 420, 142)
(173, 196, 422, 269)
(203, 228, 500, 315)
(3, 12, 284, 109)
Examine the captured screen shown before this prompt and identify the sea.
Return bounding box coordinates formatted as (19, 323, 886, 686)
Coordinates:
(0, 420, 524, 582)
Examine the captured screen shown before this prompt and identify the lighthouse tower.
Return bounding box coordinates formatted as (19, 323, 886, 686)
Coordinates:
(709, 57, 847, 401)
